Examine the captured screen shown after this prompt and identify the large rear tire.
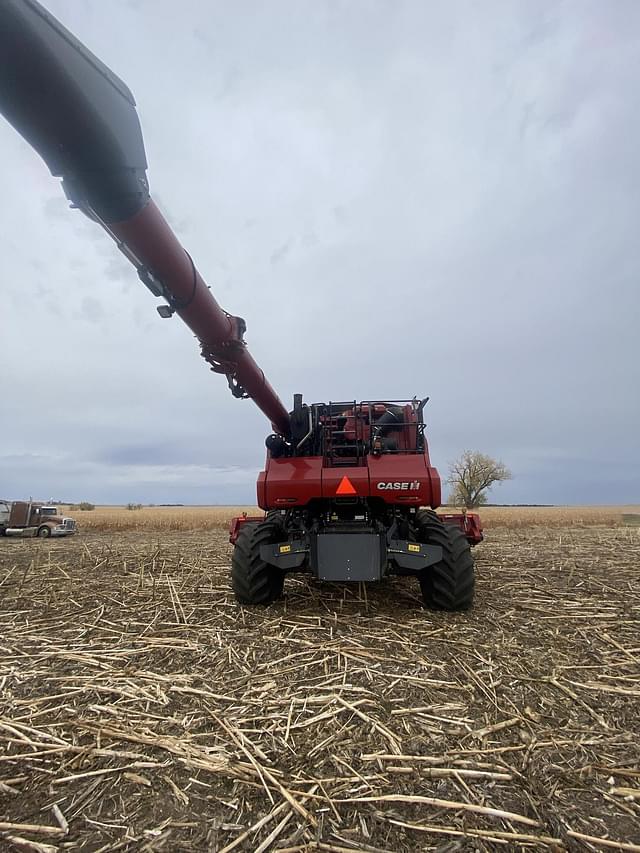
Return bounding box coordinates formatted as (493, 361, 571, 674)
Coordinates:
(231, 520, 286, 605)
(415, 510, 475, 610)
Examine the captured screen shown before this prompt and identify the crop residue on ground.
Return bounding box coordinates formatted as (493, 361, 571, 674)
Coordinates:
(1, 520, 639, 851)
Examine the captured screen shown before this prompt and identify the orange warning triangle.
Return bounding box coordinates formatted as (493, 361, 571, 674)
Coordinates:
(336, 476, 357, 496)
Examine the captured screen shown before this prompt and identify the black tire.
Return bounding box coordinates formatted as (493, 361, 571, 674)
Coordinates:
(265, 509, 286, 524)
(231, 520, 286, 605)
(0, 526, 6, 537)
(37, 526, 51, 539)
(415, 509, 475, 610)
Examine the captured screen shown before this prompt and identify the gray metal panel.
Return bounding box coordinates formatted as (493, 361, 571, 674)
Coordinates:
(315, 533, 382, 582)
(388, 540, 443, 571)
(259, 539, 308, 570)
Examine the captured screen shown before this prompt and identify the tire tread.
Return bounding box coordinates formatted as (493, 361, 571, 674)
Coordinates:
(231, 521, 285, 605)
(415, 510, 475, 610)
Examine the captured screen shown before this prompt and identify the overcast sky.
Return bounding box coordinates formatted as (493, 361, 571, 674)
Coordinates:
(1, 0, 639, 506)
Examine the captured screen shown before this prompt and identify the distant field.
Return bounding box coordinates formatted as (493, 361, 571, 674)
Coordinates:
(60, 504, 640, 532)
(60, 505, 258, 532)
(453, 504, 640, 528)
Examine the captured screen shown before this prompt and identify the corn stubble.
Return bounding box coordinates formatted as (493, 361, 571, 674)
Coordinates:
(0, 515, 638, 851)
(62, 504, 640, 532)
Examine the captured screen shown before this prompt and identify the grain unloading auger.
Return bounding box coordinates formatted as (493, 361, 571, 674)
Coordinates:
(0, 0, 482, 609)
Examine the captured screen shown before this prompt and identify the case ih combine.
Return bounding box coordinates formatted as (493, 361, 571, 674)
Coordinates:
(0, 0, 482, 609)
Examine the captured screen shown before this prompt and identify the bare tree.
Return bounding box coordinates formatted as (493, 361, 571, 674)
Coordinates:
(447, 451, 511, 509)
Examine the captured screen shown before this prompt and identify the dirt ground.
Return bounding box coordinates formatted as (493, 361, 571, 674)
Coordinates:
(1, 525, 639, 852)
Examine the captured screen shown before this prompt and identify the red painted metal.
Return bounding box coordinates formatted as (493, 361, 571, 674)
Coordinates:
(257, 418, 442, 510)
(335, 476, 357, 496)
(229, 513, 264, 545)
(322, 466, 370, 500)
(438, 512, 484, 546)
(109, 201, 290, 436)
(259, 457, 324, 508)
(368, 454, 441, 506)
(259, 455, 439, 509)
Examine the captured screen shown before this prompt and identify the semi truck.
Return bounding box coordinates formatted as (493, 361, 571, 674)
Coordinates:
(0, 501, 77, 538)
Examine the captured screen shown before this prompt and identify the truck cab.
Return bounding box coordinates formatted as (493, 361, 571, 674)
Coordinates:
(0, 501, 77, 538)
(39, 506, 61, 519)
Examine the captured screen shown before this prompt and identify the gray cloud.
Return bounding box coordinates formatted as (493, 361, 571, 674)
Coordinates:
(80, 297, 105, 324)
(1, 0, 638, 505)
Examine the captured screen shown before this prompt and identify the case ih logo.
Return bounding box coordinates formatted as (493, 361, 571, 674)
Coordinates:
(376, 481, 421, 491)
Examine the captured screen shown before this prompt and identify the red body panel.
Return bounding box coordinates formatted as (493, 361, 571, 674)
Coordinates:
(229, 513, 264, 544)
(439, 513, 484, 546)
(258, 451, 441, 509)
(322, 466, 370, 499)
(259, 457, 325, 508)
(368, 454, 441, 507)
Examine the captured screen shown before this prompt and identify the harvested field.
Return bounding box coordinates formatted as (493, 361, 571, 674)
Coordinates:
(1, 522, 639, 851)
(58, 504, 640, 532)
(58, 506, 258, 533)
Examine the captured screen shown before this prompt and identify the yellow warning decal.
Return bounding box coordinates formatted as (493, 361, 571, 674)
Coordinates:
(279, 544, 291, 554)
(408, 543, 421, 553)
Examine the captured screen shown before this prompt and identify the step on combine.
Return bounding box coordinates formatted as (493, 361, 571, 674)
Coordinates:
(0, 0, 482, 609)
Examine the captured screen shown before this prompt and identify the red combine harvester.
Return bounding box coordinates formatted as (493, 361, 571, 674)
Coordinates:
(0, 0, 482, 609)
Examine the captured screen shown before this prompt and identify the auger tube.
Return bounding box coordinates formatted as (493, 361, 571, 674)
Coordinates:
(0, 0, 290, 436)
